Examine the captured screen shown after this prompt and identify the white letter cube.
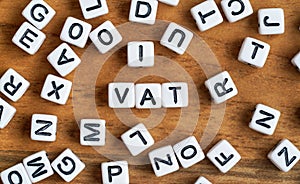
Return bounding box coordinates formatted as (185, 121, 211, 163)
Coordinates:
(207, 140, 241, 173)
(80, 119, 106, 146)
(101, 161, 129, 184)
(194, 176, 212, 184)
(89, 21, 122, 54)
(158, 0, 179, 6)
(135, 83, 162, 109)
(79, 0, 109, 20)
(173, 136, 205, 168)
(51, 148, 85, 182)
(221, 0, 253, 23)
(1, 163, 32, 184)
(291, 51, 300, 71)
(204, 71, 238, 104)
(0, 68, 30, 102)
(191, 0, 223, 32)
(60, 17, 92, 48)
(129, 0, 158, 25)
(162, 82, 188, 108)
(121, 123, 154, 156)
(12, 22, 46, 55)
(268, 139, 300, 172)
(109, 83, 135, 108)
(258, 8, 285, 35)
(23, 151, 54, 183)
(40, 74, 72, 105)
(31, 114, 57, 142)
(47, 43, 81, 77)
(249, 104, 281, 135)
(0, 98, 16, 129)
(127, 41, 154, 67)
(22, 0, 56, 30)
(160, 22, 193, 55)
(149, 145, 179, 177)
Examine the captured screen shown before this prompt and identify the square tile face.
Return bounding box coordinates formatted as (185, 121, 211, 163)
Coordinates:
(12, 22, 46, 55)
(40, 74, 72, 105)
(221, 0, 253, 23)
(80, 119, 106, 146)
(258, 8, 285, 35)
(249, 104, 281, 135)
(23, 151, 54, 183)
(173, 136, 205, 168)
(207, 140, 241, 173)
(135, 84, 162, 109)
(291, 51, 300, 71)
(22, 0, 56, 30)
(194, 176, 212, 184)
(268, 139, 300, 172)
(204, 71, 238, 104)
(89, 21, 122, 54)
(47, 43, 81, 77)
(129, 0, 158, 25)
(191, 0, 223, 32)
(158, 0, 179, 6)
(60, 17, 92, 48)
(0, 98, 16, 129)
(162, 82, 188, 108)
(31, 114, 57, 142)
(109, 83, 135, 108)
(51, 148, 86, 182)
(101, 161, 129, 184)
(238, 37, 270, 68)
(0, 68, 30, 102)
(160, 22, 193, 55)
(121, 123, 155, 156)
(1, 163, 32, 184)
(149, 145, 179, 177)
(127, 41, 154, 67)
(79, 0, 109, 19)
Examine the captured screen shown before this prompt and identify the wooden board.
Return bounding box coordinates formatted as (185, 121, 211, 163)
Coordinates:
(0, 0, 299, 183)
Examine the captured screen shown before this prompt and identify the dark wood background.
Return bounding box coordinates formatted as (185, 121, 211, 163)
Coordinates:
(0, 0, 299, 183)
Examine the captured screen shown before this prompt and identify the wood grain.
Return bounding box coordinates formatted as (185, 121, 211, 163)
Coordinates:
(0, 0, 299, 183)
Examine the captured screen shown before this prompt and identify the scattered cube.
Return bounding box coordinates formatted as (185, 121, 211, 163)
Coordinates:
(0, 68, 30, 102)
(207, 140, 241, 173)
(249, 104, 281, 135)
(12, 22, 46, 55)
(121, 123, 155, 156)
(22, 0, 56, 30)
(221, 0, 253, 23)
(23, 151, 54, 183)
(51, 149, 85, 182)
(158, 0, 179, 6)
(1, 163, 32, 184)
(191, 0, 223, 32)
(89, 21, 122, 54)
(31, 114, 57, 142)
(160, 22, 193, 55)
(129, 0, 158, 25)
(291, 51, 300, 71)
(80, 119, 106, 146)
(238, 37, 270, 68)
(149, 145, 179, 177)
(108, 83, 135, 108)
(258, 8, 285, 35)
(40, 74, 72, 105)
(79, 0, 109, 19)
(47, 43, 81, 77)
(204, 71, 238, 104)
(268, 139, 300, 172)
(194, 176, 212, 184)
(0, 98, 16, 129)
(60, 17, 92, 48)
(127, 41, 154, 67)
(173, 136, 205, 168)
(162, 82, 188, 108)
(101, 161, 129, 184)
(135, 83, 162, 109)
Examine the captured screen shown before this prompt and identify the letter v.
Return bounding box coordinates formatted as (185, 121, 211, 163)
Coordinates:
(114, 88, 129, 104)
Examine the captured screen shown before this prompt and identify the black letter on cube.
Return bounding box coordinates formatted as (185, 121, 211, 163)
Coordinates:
(86, 0, 102, 12)
(181, 145, 197, 160)
(98, 29, 113, 45)
(168, 29, 186, 47)
(84, 123, 100, 142)
(69, 23, 83, 40)
(140, 89, 156, 106)
(19, 29, 38, 49)
(198, 10, 216, 24)
(27, 157, 48, 178)
(4, 76, 22, 96)
(8, 171, 23, 184)
(215, 152, 234, 166)
(135, 1, 152, 18)
(47, 81, 64, 100)
(214, 78, 233, 97)
(228, 0, 245, 16)
(154, 154, 173, 170)
(31, 4, 49, 22)
(57, 157, 76, 175)
(58, 49, 75, 65)
(108, 165, 122, 182)
(278, 147, 297, 167)
(35, 120, 53, 136)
